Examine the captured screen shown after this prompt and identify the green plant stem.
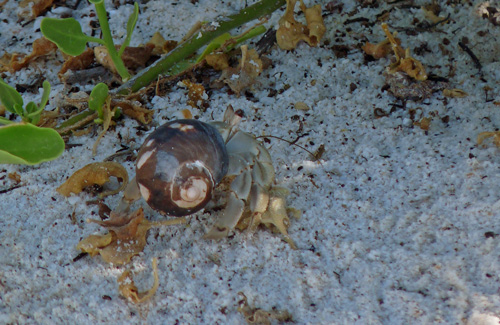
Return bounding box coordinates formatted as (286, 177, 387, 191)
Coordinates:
(0, 117, 14, 125)
(94, 1, 131, 81)
(56, 109, 97, 134)
(114, 0, 285, 94)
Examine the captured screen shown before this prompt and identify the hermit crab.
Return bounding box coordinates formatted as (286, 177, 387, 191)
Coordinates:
(114, 106, 297, 248)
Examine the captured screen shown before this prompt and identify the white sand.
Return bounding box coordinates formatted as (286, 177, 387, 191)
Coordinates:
(1, 0, 500, 323)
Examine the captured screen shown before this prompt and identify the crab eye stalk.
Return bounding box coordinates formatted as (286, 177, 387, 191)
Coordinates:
(135, 119, 228, 216)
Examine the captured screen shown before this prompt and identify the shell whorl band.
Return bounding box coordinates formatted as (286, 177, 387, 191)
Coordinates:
(135, 119, 229, 216)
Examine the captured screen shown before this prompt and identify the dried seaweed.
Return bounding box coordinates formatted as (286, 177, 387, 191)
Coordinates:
(362, 37, 399, 59)
(77, 208, 186, 264)
(118, 258, 159, 304)
(381, 23, 427, 81)
(276, 0, 326, 50)
(57, 161, 128, 198)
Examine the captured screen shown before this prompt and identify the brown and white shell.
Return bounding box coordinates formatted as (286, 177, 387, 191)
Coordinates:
(135, 119, 228, 216)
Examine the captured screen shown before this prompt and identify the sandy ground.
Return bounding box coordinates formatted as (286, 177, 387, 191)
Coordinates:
(1, 0, 500, 324)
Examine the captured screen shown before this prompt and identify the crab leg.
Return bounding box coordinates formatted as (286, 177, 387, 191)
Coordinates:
(204, 192, 245, 239)
(114, 176, 141, 215)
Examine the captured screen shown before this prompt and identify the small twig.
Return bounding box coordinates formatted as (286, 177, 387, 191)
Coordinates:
(344, 17, 370, 25)
(391, 13, 451, 33)
(0, 185, 21, 194)
(72, 252, 88, 262)
(458, 41, 482, 72)
(290, 132, 308, 146)
(103, 147, 135, 162)
(428, 13, 451, 28)
(256, 27, 277, 55)
(387, 0, 409, 4)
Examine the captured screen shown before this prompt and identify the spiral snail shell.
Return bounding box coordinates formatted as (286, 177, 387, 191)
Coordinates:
(135, 119, 229, 216)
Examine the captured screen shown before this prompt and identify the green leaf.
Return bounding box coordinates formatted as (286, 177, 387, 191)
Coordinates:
(119, 2, 139, 56)
(25, 102, 38, 115)
(39, 81, 51, 111)
(197, 26, 266, 63)
(167, 60, 197, 76)
(13, 103, 24, 117)
(0, 123, 65, 165)
(56, 109, 95, 132)
(88, 83, 109, 119)
(25, 105, 45, 125)
(24, 102, 39, 123)
(88, 0, 104, 4)
(40, 18, 100, 56)
(228, 25, 266, 51)
(0, 78, 23, 114)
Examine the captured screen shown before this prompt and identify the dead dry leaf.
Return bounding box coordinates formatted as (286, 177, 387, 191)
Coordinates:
(118, 258, 159, 304)
(205, 53, 229, 71)
(121, 45, 154, 69)
(0, 37, 57, 73)
(59, 48, 95, 79)
(94, 46, 118, 75)
(57, 161, 128, 198)
(94, 45, 153, 75)
(18, 0, 53, 19)
(147, 32, 178, 56)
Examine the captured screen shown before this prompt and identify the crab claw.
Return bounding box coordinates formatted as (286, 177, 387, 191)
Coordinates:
(261, 189, 297, 249)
